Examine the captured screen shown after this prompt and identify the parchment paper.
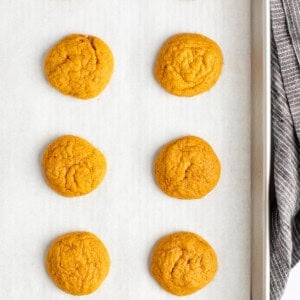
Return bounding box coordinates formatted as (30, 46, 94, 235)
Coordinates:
(0, 0, 251, 299)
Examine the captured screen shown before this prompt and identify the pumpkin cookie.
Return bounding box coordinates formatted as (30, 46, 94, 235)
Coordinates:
(150, 232, 218, 296)
(46, 231, 110, 295)
(153, 136, 221, 199)
(154, 33, 223, 97)
(44, 34, 114, 99)
(42, 135, 107, 197)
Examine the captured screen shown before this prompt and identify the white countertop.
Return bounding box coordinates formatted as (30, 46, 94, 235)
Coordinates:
(282, 263, 300, 299)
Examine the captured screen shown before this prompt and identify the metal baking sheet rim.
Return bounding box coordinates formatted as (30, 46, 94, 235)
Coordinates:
(251, 0, 270, 299)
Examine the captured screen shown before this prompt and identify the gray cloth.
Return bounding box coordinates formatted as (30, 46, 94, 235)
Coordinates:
(271, 0, 300, 299)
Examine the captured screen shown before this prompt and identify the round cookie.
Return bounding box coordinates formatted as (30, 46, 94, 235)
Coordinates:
(46, 231, 110, 295)
(150, 232, 218, 296)
(42, 135, 107, 197)
(153, 136, 221, 199)
(154, 33, 223, 97)
(44, 34, 114, 99)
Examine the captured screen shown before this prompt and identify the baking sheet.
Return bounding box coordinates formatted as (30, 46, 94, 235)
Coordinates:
(251, 0, 270, 299)
(0, 0, 251, 299)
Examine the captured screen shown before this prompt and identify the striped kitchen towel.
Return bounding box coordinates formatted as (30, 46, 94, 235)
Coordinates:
(271, 0, 300, 299)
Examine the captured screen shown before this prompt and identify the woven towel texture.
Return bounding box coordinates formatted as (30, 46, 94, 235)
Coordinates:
(271, 0, 300, 299)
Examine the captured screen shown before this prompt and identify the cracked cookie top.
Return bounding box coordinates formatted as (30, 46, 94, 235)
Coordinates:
(153, 136, 221, 199)
(150, 231, 218, 296)
(154, 33, 223, 97)
(42, 135, 107, 197)
(44, 34, 114, 99)
(46, 231, 110, 295)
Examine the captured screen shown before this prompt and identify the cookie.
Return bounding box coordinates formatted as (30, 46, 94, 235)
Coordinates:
(153, 136, 220, 199)
(44, 34, 114, 99)
(42, 135, 106, 197)
(150, 232, 218, 296)
(154, 33, 223, 97)
(46, 231, 110, 295)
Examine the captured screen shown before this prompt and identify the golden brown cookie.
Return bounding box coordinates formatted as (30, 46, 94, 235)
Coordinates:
(42, 135, 107, 197)
(150, 231, 218, 296)
(154, 33, 223, 97)
(44, 34, 114, 99)
(153, 136, 221, 199)
(46, 231, 110, 295)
